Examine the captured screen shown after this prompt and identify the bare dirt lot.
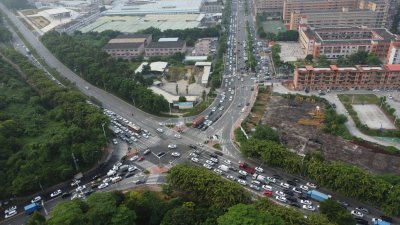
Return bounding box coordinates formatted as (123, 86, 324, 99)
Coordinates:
(353, 104, 396, 129)
(262, 94, 400, 174)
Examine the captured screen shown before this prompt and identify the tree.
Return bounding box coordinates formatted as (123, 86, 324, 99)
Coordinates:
(217, 204, 284, 225)
(316, 55, 330, 67)
(47, 201, 87, 225)
(319, 199, 356, 225)
(25, 212, 47, 225)
(86, 192, 118, 225)
(141, 64, 151, 75)
(253, 125, 279, 142)
(111, 205, 137, 225)
(178, 96, 187, 102)
(202, 90, 206, 101)
(305, 54, 313, 63)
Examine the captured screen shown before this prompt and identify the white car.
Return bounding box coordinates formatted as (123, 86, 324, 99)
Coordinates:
(71, 179, 81, 186)
(115, 162, 122, 167)
(98, 183, 109, 189)
(227, 175, 236, 181)
(211, 107, 217, 112)
(251, 180, 261, 186)
(300, 200, 312, 205)
(210, 157, 218, 163)
(262, 185, 272, 191)
(267, 177, 276, 183)
(174, 134, 181, 139)
(237, 179, 247, 186)
(128, 166, 138, 172)
(250, 184, 260, 191)
(280, 182, 290, 189)
(292, 187, 302, 194)
(255, 167, 264, 173)
(205, 160, 215, 166)
(306, 182, 317, 188)
(203, 163, 212, 170)
(276, 196, 287, 202)
(31, 196, 42, 204)
(129, 155, 139, 161)
(103, 177, 111, 183)
(156, 128, 164, 133)
(4, 210, 17, 219)
(158, 122, 164, 126)
(5, 206, 17, 214)
(302, 205, 315, 211)
(171, 152, 181, 157)
(238, 170, 248, 176)
(214, 169, 223, 175)
(351, 210, 364, 218)
(223, 159, 231, 165)
(299, 185, 309, 191)
(112, 139, 118, 145)
(168, 144, 177, 149)
(50, 189, 62, 198)
(275, 191, 285, 197)
(191, 157, 199, 163)
(76, 185, 86, 192)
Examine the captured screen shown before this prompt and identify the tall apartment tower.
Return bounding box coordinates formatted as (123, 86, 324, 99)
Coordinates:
(358, 0, 391, 28)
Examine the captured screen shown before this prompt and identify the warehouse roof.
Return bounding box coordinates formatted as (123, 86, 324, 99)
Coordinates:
(146, 41, 186, 49)
(103, 42, 143, 50)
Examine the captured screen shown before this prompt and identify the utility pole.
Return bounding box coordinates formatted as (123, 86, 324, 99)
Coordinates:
(72, 152, 79, 171)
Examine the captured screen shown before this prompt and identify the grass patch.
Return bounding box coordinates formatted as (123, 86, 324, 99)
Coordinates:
(166, 66, 187, 82)
(185, 122, 192, 127)
(338, 94, 380, 105)
(183, 99, 213, 117)
(243, 86, 271, 132)
(128, 62, 140, 71)
(213, 143, 221, 150)
(30, 16, 50, 29)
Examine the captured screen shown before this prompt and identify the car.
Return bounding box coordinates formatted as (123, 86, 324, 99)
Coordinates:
(61, 192, 72, 199)
(263, 190, 273, 197)
(250, 184, 260, 191)
(210, 157, 219, 163)
(203, 163, 213, 170)
(174, 134, 181, 139)
(211, 107, 217, 112)
(50, 189, 62, 198)
(266, 177, 276, 183)
(189, 144, 197, 149)
(283, 189, 294, 196)
(354, 218, 368, 225)
(168, 144, 177, 149)
(76, 185, 86, 192)
(300, 200, 312, 205)
(98, 183, 109, 189)
(71, 179, 81, 186)
(143, 149, 151, 155)
(129, 155, 139, 161)
(156, 128, 164, 133)
(223, 159, 231, 165)
(351, 210, 364, 218)
(4, 206, 17, 214)
(31, 196, 42, 204)
(138, 156, 145, 161)
(292, 187, 302, 194)
(128, 165, 138, 172)
(237, 179, 247, 186)
(191, 157, 199, 163)
(251, 180, 261, 185)
(171, 152, 180, 157)
(115, 162, 122, 167)
(286, 196, 297, 202)
(280, 182, 290, 189)
(214, 169, 223, 175)
(302, 205, 315, 211)
(227, 175, 236, 181)
(306, 182, 317, 188)
(275, 191, 285, 197)
(287, 180, 297, 186)
(238, 170, 248, 176)
(337, 200, 349, 208)
(262, 185, 272, 191)
(289, 202, 301, 208)
(255, 167, 264, 173)
(355, 207, 369, 215)
(205, 160, 215, 166)
(112, 139, 118, 145)
(299, 185, 309, 191)
(297, 194, 309, 200)
(4, 210, 17, 219)
(273, 174, 283, 180)
(157, 152, 166, 157)
(158, 122, 164, 126)
(214, 151, 223, 156)
(276, 196, 286, 202)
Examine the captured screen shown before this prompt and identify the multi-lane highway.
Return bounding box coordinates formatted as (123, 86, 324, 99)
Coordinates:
(0, 1, 394, 224)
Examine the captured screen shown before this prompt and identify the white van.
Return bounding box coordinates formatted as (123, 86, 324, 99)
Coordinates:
(107, 170, 116, 177)
(111, 176, 122, 183)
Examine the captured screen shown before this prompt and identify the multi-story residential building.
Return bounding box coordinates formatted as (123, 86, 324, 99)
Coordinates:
(282, 0, 357, 24)
(358, 0, 391, 28)
(289, 8, 379, 30)
(299, 26, 400, 61)
(254, 0, 283, 14)
(386, 42, 400, 64)
(293, 64, 400, 91)
(145, 39, 187, 57)
(103, 34, 152, 59)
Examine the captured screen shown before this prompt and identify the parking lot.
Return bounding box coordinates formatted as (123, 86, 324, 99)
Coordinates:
(352, 104, 396, 129)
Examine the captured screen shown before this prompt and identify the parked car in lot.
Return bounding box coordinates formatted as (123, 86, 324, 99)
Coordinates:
(171, 152, 181, 157)
(191, 157, 199, 163)
(351, 210, 364, 218)
(276, 196, 286, 203)
(237, 179, 247, 186)
(203, 163, 212, 170)
(31, 196, 42, 204)
(98, 183, 109, 189)
(302, 205, 315, 211)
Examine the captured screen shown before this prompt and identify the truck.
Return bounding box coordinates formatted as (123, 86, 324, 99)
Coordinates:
(127, 123, 141, 134)
(372, 218, 391, 225)
(239, 162, 256, 174)
(192, 115, 205, 128)
(307, 190, 331, 202)
(252, 174, 268, 184)
(24, 202, 41, 215)
(218, 165, 229, 172)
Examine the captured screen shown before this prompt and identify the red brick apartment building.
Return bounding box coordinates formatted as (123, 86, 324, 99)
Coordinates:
(293, 64, 400, 91)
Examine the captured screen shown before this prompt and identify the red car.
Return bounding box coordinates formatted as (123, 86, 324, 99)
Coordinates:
(263, 190, 272, 197)
(138, 156, 145, 162)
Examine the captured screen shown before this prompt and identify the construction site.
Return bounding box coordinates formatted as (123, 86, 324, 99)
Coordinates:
(259, 93, 400, 174)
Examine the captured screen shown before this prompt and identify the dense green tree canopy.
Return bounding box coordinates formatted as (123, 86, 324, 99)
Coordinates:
(319, 200, 356, 225)
(217, 204, 284, 225)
